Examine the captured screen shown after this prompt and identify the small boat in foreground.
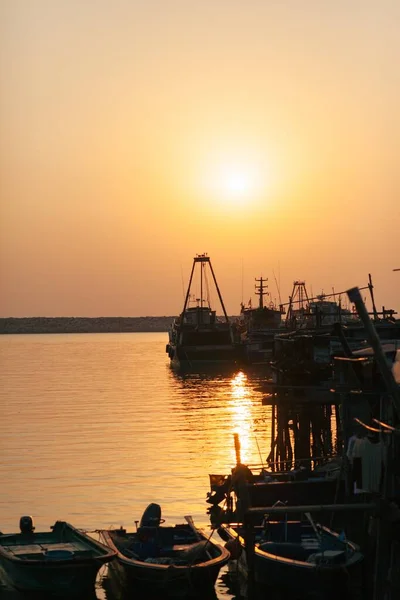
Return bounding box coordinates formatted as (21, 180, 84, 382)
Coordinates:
(0, 516, 116, 595)
(99, 503, 230, 595)
(219, 514, 363, 598)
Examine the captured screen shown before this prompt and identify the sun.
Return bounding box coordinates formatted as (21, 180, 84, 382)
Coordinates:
(221, 171, 253, 197)
(192, 144, 274, 211)
(207, 162, 264, 207)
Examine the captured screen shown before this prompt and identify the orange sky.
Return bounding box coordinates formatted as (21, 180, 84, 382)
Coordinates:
(1, 0, 399, 317)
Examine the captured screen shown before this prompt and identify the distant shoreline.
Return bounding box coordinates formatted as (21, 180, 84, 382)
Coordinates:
(0, 317, 175, 334)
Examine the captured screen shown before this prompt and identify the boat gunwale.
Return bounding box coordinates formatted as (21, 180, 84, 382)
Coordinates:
(99, 528, 230, 572)
(0, 521, 116, 566)
(220, 522, 362, 570)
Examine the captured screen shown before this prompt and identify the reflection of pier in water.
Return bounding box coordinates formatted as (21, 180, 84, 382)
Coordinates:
(170, 366, 340, 471)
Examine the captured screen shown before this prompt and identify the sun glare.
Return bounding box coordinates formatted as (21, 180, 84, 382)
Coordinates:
(222, 171, 252, 196)
(213, 165, 260, 206)
(200, 154, 269, 209)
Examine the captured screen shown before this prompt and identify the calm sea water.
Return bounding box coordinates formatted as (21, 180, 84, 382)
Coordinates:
(0, 333, 273, 599)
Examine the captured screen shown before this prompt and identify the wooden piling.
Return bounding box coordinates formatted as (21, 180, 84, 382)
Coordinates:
(234, 432, 241, 466)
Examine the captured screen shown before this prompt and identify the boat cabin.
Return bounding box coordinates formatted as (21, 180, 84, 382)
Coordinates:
(182, 306, 216, 327)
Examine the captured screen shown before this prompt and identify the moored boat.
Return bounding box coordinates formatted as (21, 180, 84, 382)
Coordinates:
(238, 276, 284, 365)
(99, 503, 230, 595)
(0, 516, 116, 595)
(166, 254, 241, 370)
(219, 514, 363, 598)
(207, 459, 345, 528)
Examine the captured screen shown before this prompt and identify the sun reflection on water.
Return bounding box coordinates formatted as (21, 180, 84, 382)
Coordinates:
(228, 371, 254, 464)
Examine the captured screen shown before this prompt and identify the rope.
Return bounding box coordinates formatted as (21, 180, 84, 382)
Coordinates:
(79, 529, 102, 534)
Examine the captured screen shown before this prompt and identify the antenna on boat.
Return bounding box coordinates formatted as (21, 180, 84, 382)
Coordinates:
(180, 264, 186, 301)
(200, 260, 204, 309)
(241, 258, 244, 305)
(255, 277, 268, 309)
(272, 269, 282, 307)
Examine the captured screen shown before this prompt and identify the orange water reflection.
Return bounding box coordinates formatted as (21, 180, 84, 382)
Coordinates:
(168, 366, 270, 471)
(228, 371, 266, 465)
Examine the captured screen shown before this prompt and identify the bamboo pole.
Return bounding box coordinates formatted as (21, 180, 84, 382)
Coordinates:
(245, 503, 376, 518)
(347, 286, 400, 419)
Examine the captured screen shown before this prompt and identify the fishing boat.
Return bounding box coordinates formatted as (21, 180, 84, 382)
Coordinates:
(166, 254, 241, 370)
(99, 503, 230, 595)
(0, 516, 116, 595)
(207, 451, 345, 529)
(238, 276, 284, 365)
(219, 512, 363, 597)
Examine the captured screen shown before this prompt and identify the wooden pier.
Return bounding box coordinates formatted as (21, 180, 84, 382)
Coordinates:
(222, 287, 400, 600)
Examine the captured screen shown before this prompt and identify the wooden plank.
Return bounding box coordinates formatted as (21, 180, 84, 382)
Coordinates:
(40, 542, 85, 552)
(7, 544, 43, 555)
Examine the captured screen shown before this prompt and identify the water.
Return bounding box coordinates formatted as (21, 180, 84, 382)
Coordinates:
(0, 333, 273, 599)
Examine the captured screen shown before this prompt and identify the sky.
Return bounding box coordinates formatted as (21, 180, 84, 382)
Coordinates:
(1, 0, 399, 317)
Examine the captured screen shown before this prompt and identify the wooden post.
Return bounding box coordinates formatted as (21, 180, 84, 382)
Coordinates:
(234, 433, 241, 466)
(373, 499, 391, 600)
(243, 519, 256, 600)
(276, 403, 284, 469)
(292, 411, 300, 463)
(270, 401, 276, 470)
(297, 407, 311, 466)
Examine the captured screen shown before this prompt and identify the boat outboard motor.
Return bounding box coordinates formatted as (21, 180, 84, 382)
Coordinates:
(19, 516, 35, 534)
(139, 503, 162, 528)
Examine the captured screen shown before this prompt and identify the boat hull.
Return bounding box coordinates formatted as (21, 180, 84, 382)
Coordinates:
(100, 526, 230, 596)
(221, 524, 364, 597)
(0, 558, 101, 595)
(108, 551, 224, 595)
(0, 521, 115, 596)
(168, 342, 242, 370)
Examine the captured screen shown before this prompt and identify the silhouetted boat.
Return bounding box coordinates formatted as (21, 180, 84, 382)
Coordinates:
(207, 459, 345, 528)
(219, 515, 363, 597)
(99, 504, 230, 595)
(238, 276, 284, 365)
(0, 516, 116, 595)
(166, 254, 241, 370)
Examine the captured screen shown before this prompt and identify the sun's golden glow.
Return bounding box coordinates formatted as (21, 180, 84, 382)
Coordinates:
(195, 146, 273, 210)
(207, 163, 263, 206)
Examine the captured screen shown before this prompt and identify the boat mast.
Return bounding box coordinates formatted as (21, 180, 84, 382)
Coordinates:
(368, 273, 379, 321)
(181, 254, 233, 340)
(285, 280, 309, 324)
(181, 259, 197, 316)
(200, 261, 204, 309)
(206, 256, 235, 343)
(255, 277, 268, 309)
(206, 258, 230, 324)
